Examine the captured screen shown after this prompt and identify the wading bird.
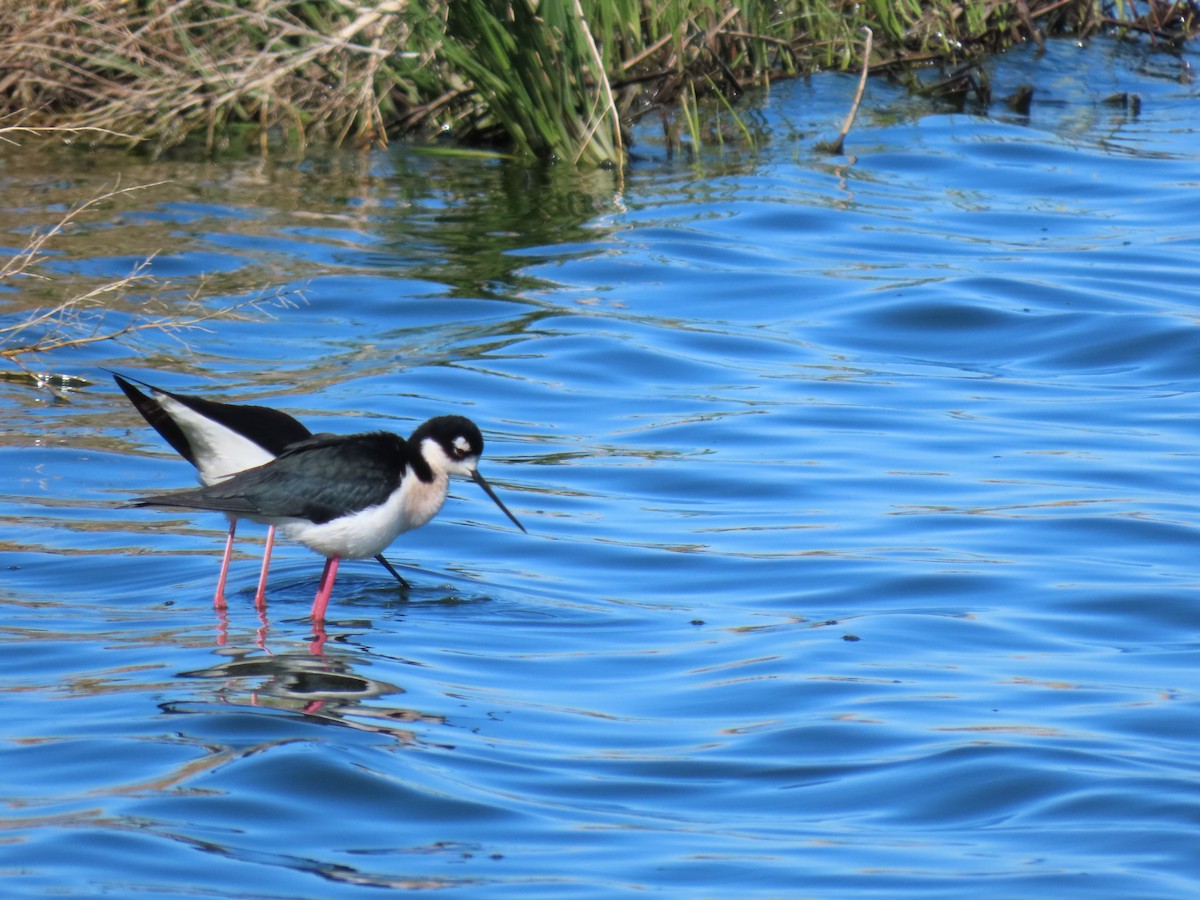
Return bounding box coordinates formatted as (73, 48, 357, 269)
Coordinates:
(131, 415, 526, 621)
(113, 373, 407, 605)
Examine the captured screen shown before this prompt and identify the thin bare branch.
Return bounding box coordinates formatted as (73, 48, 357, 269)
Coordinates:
(0, 181, 168, 282)
(0, 180, 303, 388)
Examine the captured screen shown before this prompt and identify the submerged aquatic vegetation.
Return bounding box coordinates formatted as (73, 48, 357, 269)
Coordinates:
(0, 1, 1196, 164)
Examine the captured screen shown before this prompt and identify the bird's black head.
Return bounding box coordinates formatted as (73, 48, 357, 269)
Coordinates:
(410, 414, 526, 533)
(411, 415, 485, 474)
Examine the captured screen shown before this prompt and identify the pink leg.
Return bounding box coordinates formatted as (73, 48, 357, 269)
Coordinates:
(310, 555, 340, 622)
(253, 525, 277, 609)
(213, 521, 236, 610)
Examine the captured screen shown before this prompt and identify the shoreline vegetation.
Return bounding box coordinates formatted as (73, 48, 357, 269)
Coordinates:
(2, 1, 1197, 166)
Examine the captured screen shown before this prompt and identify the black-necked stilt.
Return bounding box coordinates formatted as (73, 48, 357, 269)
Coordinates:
(131, 416, 526, 621)
(113, 372, 407, 606)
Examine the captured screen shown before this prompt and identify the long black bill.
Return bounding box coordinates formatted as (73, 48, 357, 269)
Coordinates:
(471, 469, 527, 533)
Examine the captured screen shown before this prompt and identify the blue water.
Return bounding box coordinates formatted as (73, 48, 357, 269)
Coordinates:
(3, 38, 1199, 897)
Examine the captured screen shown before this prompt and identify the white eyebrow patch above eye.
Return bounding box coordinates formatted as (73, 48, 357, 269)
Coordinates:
(453, 436, 471, 454)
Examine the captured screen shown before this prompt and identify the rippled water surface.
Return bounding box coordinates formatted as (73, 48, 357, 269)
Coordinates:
(3, 40, 1199, 897)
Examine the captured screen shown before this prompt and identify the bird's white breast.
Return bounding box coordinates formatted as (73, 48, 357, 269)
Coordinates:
(283, 470, 450, 559)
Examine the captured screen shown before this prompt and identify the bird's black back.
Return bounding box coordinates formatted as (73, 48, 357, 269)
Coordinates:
(135, 431, 410, 524)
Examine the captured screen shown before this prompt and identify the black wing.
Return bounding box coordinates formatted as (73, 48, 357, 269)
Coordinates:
(113, 373, 197, 466)
(133, 431, 409, 524)
(112, 371, 312, 458)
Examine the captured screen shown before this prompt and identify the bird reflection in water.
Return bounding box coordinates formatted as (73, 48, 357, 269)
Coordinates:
(212, 580, 390, 655)
(179, 648, 447, 742)
(214, 596, 273, 650)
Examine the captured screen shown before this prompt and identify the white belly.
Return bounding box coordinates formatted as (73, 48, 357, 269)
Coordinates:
(283, 472, 449, 559)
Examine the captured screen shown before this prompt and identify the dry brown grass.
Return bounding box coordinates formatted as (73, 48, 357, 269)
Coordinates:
(0, 0, 410, 153)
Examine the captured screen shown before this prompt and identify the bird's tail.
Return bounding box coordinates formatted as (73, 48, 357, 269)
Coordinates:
(126, 486, 258, 514)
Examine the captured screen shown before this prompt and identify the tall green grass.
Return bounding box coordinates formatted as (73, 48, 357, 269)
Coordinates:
(440, 0, 621, 167)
